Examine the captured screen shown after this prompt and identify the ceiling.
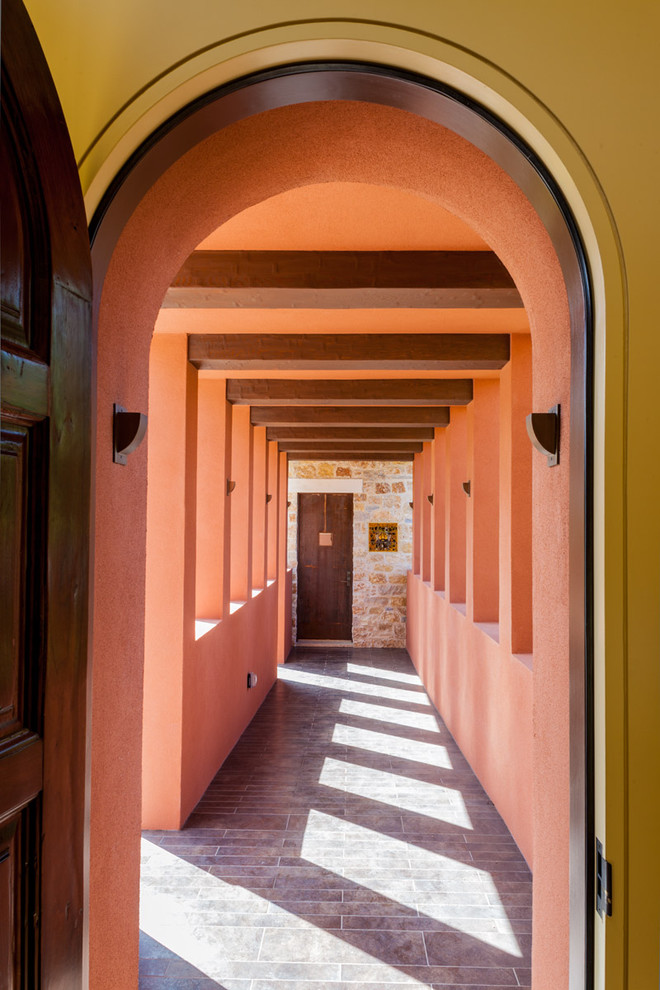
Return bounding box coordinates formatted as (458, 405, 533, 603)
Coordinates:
(156, 182, 529, 462)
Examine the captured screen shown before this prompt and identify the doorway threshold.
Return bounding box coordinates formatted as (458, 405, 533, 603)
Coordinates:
(295, 639, 354, 647)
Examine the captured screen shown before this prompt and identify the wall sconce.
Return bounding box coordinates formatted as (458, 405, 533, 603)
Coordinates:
(247, 672, 258, 689)
(427, 494, 434, 505)
(462, 481, 471, 496)
(409, 501, 414, 509)
(113, 404, 147, 465)
(526, 404, 560, 466)
(227, 479, 236, 495)
(266, 493, 273, 503)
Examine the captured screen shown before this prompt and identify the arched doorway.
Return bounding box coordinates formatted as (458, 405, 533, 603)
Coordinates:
(89, 65, 591, 989)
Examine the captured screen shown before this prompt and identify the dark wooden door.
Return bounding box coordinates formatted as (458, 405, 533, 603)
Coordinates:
(297, 493, 353, 641)
(1, 1, 92, 985)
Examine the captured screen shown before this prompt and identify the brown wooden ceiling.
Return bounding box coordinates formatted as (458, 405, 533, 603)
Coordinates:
(166, 248, 522, 462)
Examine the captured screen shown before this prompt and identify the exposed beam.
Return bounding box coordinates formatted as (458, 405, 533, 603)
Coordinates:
(165, 250, 522, 309)
(266, 427, 435, 442)
(251, 406, 450, 427)
(278, 441, 423, 453)
(188, 333, 510, 371)
(227, 379, 472, 406)
(287, 452, 415, 461)
(173, 250, 517, 289)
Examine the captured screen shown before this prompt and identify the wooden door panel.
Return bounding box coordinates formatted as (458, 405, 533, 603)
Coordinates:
(1, 1, 92, 984)
(297, 493, 353, 640)
(1, 429, 25, 737)
(0, 123, 29, 350)
(0, 821, 18, 987)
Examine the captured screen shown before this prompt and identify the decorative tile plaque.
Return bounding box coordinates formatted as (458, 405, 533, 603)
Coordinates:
(369, 523, 398, 552)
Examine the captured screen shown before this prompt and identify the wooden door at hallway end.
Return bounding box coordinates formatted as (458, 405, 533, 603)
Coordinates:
(297, 493, 353, 641)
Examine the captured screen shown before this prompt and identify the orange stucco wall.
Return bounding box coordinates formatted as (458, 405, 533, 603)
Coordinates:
(407, 576, 534, 862)
(91, 98, 570, 990)
(142, 340, 281, 831)
(180, 588, 279, 821)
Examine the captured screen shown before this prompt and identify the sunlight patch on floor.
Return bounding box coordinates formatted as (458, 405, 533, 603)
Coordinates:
(332, 721, 453, 768)
(346, 662, 424, 686)
(301, 810, 522, 957)
(140, 838, 432, 984)
(279, 665, 431, 706)
(319, 757, 473, 829)
(338, 697, 441, 732)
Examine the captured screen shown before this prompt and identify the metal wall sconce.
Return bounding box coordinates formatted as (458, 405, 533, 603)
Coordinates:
(462, 481, 471, 496)
(427, 494, 434, 505)
(227, 479, 236, 495)
(113, 404, 147, 465)
(409, 501, 414, 509)
(266, 493, 273, 503)
(526, 404, 560, 466)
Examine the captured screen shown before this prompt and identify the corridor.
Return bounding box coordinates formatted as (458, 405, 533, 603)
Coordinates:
(139, 647, 532, 989)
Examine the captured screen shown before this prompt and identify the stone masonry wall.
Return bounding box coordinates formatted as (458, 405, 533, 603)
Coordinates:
(288, 460, 413, 647)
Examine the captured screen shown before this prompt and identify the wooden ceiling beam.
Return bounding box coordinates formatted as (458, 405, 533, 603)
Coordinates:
(252, 406, 450, 427)
(227, 379, 472, 406)
(173, 250, 516, 290)
(278, 441, 423, 453)
(165, 250, 522, 309)
(266, 427, 435, 442)
(188, 333, 510, 370)
(287, 452, 415, 462)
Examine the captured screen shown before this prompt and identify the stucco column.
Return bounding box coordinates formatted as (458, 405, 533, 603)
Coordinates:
(445, 406, 467, 606)
(229, 404, 253, 603)
(431, 426, 446, 593)
(499, 336, 533, 654)
(467, 379, 499, 624)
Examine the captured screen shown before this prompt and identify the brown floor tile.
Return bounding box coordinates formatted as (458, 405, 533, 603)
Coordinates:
(140, 647, 533, 989)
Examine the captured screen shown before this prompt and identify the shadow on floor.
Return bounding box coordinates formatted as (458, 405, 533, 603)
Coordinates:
(140, 647, 532, 989)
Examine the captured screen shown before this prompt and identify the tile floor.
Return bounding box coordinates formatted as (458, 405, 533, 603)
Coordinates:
(140, 647, 532, 989)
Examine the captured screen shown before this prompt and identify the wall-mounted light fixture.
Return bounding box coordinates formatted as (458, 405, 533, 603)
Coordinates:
(227, 479, 236, 495)
(113, 404, 147, 465)
(266, 493, 273, 503)
(427, 494, 434, 505)
(247, 672, 258, 689)
(526, 404, 560, 466)
(462, 481, 471, 497)
(409, 501, 414, 509)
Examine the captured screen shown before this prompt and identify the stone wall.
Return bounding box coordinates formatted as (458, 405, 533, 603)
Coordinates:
(288, 460, 413, 647)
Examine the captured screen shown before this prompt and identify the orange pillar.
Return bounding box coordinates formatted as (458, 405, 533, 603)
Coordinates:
(467, 379, 500, 624)
(276, 451, 290, 661)
(412, 451, 422, 575)
(266, 440, 279, 583)
(143, 333, 196, 828)
(195, 378, 229, 619)
(251, 425, 268, 593)
(221, 396, 233, 620)
(445, 406, 467, 606)
(229, 404, 253, 603)
(499, 335, 533, 653)
(431, 427, 446, 592)
(421, 442, 432, 583)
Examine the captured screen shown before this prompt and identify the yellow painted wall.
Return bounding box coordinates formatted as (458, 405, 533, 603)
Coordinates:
(23, 1, 660, 986)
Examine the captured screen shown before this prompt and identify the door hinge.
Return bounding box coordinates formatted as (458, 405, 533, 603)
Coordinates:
(596, 839, 612, 917)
